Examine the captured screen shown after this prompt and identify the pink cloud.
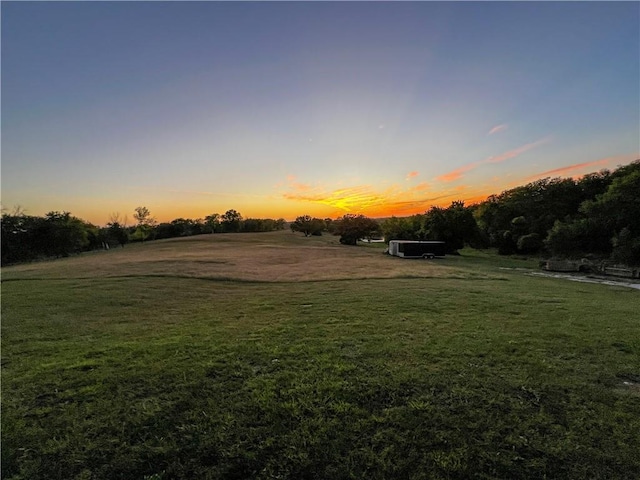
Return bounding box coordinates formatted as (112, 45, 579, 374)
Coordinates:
(486, 137, 551, 164)
(530, 160, 609, 180)
(406, 171, 419, 180)
(436, 163, 481, 182)
(285, 174, 313, 192)
(525, 153, 639, 181)
(292, 182, 312, 192)
(437, 136, 551, 183)
(488, 124, 508, 135)
(411, 182, 430, 192)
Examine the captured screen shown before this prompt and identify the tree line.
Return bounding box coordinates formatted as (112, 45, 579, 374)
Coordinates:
(1, 208, 286, 265)
(290, 214, 381, 245)
(474, 160, 639, 264)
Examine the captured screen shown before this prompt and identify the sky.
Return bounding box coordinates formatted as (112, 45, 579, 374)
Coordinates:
(2, 1, 639, 226)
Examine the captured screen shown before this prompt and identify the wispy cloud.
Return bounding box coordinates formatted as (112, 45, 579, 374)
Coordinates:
(527, 160, 609, 180)
(486, 137, 551, 164)
(284, 175, 313, 192)
(411, 182, 430, 192)
(280, 175, 474, 218)
(283, 185, 386, 212)
(488, 124, 508, 135)
(436, 163, 480, 183)
(525, 153, 639, 181)
(437, 136, 551, 183)
(406, 171, 419, 180)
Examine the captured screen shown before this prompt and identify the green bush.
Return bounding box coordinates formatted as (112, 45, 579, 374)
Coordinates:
(517, 233, 542, 254)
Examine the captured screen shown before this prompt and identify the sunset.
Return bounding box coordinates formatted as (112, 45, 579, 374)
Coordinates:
(2, 2, 638, 224)
(3, 3, 640, 477)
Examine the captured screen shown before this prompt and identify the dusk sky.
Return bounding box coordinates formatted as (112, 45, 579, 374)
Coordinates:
(2, 1, 639, 225)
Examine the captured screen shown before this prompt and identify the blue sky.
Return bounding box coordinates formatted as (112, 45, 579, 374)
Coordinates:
(2, 1, 638, 225)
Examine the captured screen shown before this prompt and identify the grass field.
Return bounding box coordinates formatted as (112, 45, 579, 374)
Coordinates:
(2, 231, 639, 479)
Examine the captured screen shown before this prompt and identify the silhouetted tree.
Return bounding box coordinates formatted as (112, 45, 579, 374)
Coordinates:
(204, 213, 220, 233)
(170, 218, 203, 237)
(1, 212, 39, 264)
(106, 222, 129, 247)
(422, 201, 481, 252)
(43, 211, 90, 257)
(291, 215, 326, 236)
(333, 214, 380, 245)
(221, 209, 242, 233)
(132, 206, 156, 242)
(105, 213, 129, 247)
(1, 210, 93, 263)
(381, 215, 425, 243)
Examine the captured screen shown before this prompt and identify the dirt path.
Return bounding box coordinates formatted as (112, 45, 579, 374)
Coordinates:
(526, 271, 640, 290)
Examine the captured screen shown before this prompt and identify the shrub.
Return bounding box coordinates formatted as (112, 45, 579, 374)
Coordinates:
(517, 233, 542, 254)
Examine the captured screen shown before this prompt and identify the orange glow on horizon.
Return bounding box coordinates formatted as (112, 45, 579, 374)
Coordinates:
(52, 154, 637, 226)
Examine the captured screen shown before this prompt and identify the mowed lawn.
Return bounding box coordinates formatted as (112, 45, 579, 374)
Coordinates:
(2, 231, 639, 479)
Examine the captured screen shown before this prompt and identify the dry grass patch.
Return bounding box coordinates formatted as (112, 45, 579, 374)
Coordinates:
(1, 231, 488, 282)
